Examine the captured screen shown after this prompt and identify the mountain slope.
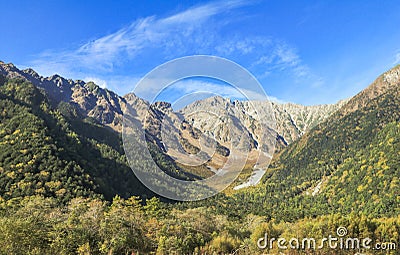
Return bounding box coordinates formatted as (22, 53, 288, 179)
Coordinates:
(0, 61, 128, 131)
(238, 65, 400, 220)
(0, 76, 153, 202)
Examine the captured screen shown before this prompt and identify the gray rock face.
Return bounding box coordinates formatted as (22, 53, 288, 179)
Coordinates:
(181, 96, 347, 152)
(271, 100, 348, 144)
(0, 61, 129, 131)
(339, 64, 400, 116)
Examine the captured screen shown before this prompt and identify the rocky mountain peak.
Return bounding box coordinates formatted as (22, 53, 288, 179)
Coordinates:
(47, 74, 73, 89)
(0, 62, 22, 79)
(383, 64, 400, 85)
(338, 65, 400, 117)
(0, 61, 129, 131)
(22, 68, 41, 79)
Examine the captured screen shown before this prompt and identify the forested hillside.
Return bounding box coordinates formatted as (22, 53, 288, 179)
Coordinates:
(0, 76, 153, 202)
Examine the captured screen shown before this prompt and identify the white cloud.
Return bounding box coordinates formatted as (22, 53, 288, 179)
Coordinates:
(171, 79, 245, 99)
(394, 51, 400, 65)
(29, 0, 250, 76)
(215, 37, 273, 56)
(251, 41, 311, 79)
(83, 77, 108, 88)
(213, 37, 320, 84)
(273, 43, 299, 66)
(268, 96, 288, 104)
(151, 79, 278, 110)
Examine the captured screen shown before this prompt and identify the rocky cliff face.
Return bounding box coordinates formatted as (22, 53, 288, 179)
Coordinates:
(0, 61, 128, 131)
(180, 96, 347, 152)
(338, 64, 400, 117)
(271, 100, 348, 144)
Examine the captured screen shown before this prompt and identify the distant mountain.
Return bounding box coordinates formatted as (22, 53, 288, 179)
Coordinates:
(1, 61, 398, 255)
(181, 96, 347, 154)
(271, 100, 348, 144)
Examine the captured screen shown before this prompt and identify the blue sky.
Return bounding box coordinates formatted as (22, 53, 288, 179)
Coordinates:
(1, 0, 400, 105)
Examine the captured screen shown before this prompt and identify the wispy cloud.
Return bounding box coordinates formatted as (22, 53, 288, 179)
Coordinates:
(27, 0, 322, 100)
(29, 0, 250, 75)
(167, 79, 246, 99)
(249, 40, 319, 83)
(152, 79, 286, 110)
(394, 50, 400, 65)
(213, 36, 319, 83)
(268, 96, 288, 104)
(83, 77, 108, 88)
